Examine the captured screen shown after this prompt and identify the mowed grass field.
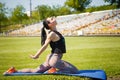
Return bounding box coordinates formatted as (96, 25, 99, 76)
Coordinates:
(0, 37, 120, 80)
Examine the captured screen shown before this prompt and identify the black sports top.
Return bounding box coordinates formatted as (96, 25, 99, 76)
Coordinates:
(49, 31, 66, 54)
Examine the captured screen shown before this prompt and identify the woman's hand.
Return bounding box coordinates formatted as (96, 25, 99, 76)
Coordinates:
(30, 31, 52, 60)
(30, 54, 39, 59)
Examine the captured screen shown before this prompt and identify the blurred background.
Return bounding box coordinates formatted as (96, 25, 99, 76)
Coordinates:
(0, 0, 120, 36)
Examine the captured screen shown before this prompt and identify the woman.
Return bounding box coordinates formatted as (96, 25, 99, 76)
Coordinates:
(4, 17, 78, 74)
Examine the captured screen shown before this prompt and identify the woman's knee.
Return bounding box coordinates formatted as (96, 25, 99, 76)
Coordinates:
(47, 53, 63, 67)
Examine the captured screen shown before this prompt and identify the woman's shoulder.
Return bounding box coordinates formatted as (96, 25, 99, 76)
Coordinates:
(48, 30, 61, 41)
(48, 31, 56, 38)
(49, 31, 55, 34)
(49, 30, 59, 35)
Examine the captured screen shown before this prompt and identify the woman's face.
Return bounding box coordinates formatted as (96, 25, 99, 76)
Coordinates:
(47, 17, 57, 28)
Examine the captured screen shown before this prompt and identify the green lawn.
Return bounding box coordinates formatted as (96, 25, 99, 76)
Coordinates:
(0, 37, 120, 80)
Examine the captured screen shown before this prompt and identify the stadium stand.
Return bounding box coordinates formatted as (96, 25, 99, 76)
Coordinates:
(7, 9, 120, 36)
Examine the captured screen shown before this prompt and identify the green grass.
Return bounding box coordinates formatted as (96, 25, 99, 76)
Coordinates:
(0, 37, 120, 80)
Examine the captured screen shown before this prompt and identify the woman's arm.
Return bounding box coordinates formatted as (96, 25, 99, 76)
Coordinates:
(30, 32, 54, 59)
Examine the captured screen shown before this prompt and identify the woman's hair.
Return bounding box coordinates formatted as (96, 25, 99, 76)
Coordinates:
(41, 20, 50, 45)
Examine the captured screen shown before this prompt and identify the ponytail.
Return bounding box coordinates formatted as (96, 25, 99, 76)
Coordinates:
(41, 20, 50, 46)
(41, 27, 46, 45)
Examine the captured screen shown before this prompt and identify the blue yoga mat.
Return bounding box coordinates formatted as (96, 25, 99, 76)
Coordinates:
(3, 70, 107, 80)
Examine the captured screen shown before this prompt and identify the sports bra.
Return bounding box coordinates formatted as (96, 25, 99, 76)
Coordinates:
(49, 31, 66, 54)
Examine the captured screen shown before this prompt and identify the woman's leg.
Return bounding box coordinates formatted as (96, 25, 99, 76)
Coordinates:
(4, 54, 53, 74)
(48, 53, 63, 68)
(18, 68, 38, 73)
(47, 53, 78, 74)
(42, 54, 51, 67)
(3, 67, 38, 74)
(17, 54, 53, 73)
(35, 54, 53, 73)
(18, 65, 50, 73)
(60, 60, 78, 74)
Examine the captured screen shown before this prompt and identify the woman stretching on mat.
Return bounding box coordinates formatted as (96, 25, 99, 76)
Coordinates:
(4, 17, 78, 75)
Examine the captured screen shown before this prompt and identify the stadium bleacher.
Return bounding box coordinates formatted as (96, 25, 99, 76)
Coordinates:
(7, 9, 120, 36)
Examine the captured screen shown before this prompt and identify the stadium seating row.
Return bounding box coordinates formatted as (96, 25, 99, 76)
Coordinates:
(6, 9, 120, 36)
